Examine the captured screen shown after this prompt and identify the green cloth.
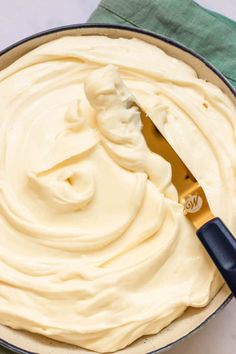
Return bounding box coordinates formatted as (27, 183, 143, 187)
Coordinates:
(88, 0, 236, 88)
(0, 349, 9, 354)
(0, 2, 235, 354)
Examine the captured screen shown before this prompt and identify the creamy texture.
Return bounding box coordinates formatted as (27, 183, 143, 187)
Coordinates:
(0, 35, 235, 353)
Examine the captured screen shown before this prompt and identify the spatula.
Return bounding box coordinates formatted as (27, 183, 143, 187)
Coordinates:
(140, 110, 236, 297)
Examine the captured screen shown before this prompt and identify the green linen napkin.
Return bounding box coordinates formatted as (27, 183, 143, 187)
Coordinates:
(88, 0, 236, 88)
(0, 1, 235, 354)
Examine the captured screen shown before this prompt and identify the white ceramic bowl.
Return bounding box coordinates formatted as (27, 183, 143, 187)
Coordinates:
(0, 24, 235, 354)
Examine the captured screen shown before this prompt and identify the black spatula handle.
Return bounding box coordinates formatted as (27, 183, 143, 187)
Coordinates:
(197, 217, 236, 297)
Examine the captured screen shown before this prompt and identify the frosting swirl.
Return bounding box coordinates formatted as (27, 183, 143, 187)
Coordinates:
(0, 35, 235, 353)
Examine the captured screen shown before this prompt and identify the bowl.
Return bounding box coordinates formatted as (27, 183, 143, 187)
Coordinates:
(0, 24, 234, 354)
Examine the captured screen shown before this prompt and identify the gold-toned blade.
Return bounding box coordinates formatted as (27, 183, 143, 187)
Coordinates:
(140, 111, 213, 229)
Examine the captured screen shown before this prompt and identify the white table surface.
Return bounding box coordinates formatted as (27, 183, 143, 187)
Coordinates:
(0, 1, 235, 354)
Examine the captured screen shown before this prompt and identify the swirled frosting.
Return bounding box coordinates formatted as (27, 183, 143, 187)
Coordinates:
(0, 35, 235, 353)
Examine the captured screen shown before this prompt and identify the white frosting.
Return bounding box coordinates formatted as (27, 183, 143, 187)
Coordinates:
(0, 35, 235, 353)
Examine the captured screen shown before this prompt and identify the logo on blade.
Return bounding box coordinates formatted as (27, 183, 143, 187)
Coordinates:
(184, 194, 203, 214)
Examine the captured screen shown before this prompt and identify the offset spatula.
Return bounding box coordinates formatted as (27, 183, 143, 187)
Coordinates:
(140, 111, 236, 297)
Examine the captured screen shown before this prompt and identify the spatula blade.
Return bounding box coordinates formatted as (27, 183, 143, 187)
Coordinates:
(140, 111, 213, 229)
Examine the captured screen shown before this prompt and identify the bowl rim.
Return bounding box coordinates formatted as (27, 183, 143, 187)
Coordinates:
(0, 23, 234, 354)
